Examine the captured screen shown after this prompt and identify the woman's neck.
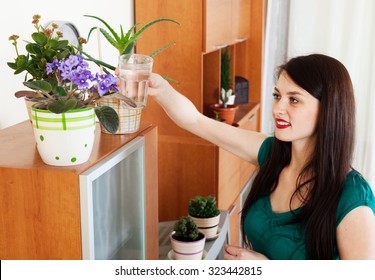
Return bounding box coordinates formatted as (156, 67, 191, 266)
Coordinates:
(289, 136, 316, 171)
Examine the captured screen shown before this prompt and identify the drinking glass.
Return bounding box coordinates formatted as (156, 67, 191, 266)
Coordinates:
(118, 54, 154, 108)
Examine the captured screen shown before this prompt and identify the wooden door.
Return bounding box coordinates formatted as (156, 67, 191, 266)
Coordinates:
(203, 0, 233, 52)
(232, 0, 251, 41)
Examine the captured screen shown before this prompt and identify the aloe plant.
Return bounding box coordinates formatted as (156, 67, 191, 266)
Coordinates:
(82, 15, 180, 73)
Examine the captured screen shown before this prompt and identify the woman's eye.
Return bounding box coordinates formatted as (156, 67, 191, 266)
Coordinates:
(272, 92, 280, 100)
(290, 97, 299, 104)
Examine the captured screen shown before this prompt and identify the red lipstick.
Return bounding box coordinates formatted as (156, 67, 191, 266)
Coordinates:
(275, 118, 291, 129)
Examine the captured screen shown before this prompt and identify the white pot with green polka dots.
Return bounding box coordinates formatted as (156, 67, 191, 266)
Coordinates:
(31, 107, 96, 166)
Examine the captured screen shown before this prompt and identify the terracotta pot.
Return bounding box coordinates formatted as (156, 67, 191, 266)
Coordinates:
(210, 104, 238, 125)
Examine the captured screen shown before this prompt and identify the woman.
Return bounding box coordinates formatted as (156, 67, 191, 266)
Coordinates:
(143, 54, 375, 259)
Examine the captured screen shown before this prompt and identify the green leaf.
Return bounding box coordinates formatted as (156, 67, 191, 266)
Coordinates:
(56, 40, 69, 50)
(57, 49, 70, 60)
(86, 27, 97, 42)
(15, 55, 28, 72)
(163, 76, 179, 84)
(122, 42, 135, 55)
(84, 15, 121, 42)
(32, 32, 48, 46)
(98, 28, 121, 52)
(26, 43, 42, 55)
(124, 23, 142, 41)
(23, 80, 52, 93)
(125, 19, 179, 53)
(95, 106, 119, 133)
(80, 50, 116, 71)
(47, 99, 78, 114)
(54, 86, 67, 96)
(43, 49, 57, 61)
(130, 18, 180, 46)
(14, 66, 28, 75)
(84, 16, 179, 57)
(149, 41, 176, 57)
(7, 62, 18, 70)
(47, 39, 59, 49)
(16, 55, 28, 65)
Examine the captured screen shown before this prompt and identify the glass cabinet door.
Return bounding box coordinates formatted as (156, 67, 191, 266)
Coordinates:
(79, 137, 145, 260)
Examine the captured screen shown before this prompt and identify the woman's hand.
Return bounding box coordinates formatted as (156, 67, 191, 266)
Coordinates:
(147, 73, 170, 98)
(115, 69, 170, 98)
(224, 244, 269, 260)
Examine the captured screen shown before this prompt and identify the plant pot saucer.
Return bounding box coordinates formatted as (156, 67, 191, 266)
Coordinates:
(205, 226, 221, 241)
(168, 249, 208, 260)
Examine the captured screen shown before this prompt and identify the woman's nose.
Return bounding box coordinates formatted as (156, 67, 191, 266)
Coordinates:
(272, 99, 287, 115)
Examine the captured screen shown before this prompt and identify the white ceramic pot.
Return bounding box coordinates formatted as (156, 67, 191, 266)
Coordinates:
(190, 213, 221, 239)
(31, 107, 96, 166)
(170, 231, 206, 260)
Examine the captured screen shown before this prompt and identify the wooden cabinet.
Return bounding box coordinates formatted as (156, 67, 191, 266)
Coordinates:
(0, 122, 158, 259)
(204, 0, 233, 52)
(204, 0, 252, 53)
(135, 0, 265, 246)
(232, 0, 252, 41)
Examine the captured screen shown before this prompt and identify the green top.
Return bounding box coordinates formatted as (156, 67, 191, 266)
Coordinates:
(244, 137, 375, 259)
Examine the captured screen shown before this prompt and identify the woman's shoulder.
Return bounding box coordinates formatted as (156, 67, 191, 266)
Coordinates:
(257, 136, 275, 166)
(336, 170, 375, 225)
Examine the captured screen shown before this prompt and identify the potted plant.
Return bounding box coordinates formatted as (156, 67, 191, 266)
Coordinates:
(80, 15, 180, 134)
(188, 195, 221, 239)
(210, 47, 238, 124)
(7, 15, 80, 120)
(7, 15, 120, 166)
(170, 216, 206, 260)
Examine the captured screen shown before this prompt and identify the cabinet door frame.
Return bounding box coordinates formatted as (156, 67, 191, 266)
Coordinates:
(79, 137, 145, 260)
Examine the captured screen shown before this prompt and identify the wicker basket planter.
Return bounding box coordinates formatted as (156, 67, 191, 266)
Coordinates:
(97, 96, 143, 134)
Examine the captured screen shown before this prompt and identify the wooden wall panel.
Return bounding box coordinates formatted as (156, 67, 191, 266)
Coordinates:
(135, 0, 203, 137)
(0, 169, 81, 259)
(158, 135, 217, 221)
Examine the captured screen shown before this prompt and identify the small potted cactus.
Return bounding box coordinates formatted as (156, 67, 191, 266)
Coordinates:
(170, 216, 206, 260)
(188, 195, 221, 239)
(209, 47, 238, 124)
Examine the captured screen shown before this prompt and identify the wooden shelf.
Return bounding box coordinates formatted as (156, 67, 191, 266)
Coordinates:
(0, 121, 152, 171)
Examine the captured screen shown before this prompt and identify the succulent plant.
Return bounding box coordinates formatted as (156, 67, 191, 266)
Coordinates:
(220, 47, 233, 108)
(188, 195, 220, 218)
(173, 216, 200, 242)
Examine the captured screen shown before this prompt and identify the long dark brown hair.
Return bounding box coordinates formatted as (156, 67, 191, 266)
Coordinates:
(241, 54, 356, 259)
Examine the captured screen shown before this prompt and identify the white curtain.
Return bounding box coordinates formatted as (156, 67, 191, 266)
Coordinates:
(287, 0, 375, 189)
(261, 0, 290, 135)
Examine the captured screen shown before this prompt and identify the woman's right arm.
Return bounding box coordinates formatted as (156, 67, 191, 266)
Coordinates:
(147, 73, 268, 165)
